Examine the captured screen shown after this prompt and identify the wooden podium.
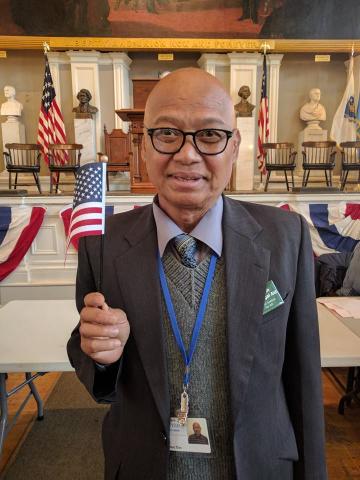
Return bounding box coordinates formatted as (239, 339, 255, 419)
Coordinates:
(116, 109, 156, 194)
(116, 79, 158, 194)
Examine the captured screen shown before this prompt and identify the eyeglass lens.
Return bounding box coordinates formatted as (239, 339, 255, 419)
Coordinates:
(149, 128, 231, 154)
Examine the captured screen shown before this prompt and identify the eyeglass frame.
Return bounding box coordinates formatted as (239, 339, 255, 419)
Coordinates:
(145, 127, 235, 155)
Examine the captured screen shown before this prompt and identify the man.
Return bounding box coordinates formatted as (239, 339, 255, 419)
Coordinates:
(239, 0, 259, 23)
(67, 68, 327, 479)
(234, 85, 255, 118)
(72, 88, 98, 116)
(0, 85, 23, 117)
(188, 422, 209, 445)
(299, 87, 326, 127)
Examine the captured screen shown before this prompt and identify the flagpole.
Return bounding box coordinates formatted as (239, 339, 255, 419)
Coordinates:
(98, 155, 108, 294)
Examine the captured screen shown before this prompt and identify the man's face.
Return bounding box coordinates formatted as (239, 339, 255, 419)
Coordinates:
(4, 86, 14, 99)
(239, 86, 250, 99)
(193, 422, 201, 435)
(310, 89, 320, 102)
(142, 69, 240, 221)
(78, 91, 90, 104)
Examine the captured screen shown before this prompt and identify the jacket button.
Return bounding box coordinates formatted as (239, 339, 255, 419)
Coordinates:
(161, 431, 167, 442)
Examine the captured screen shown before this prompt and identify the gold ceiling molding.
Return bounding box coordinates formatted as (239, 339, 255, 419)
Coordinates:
(0, 36, 358, 53)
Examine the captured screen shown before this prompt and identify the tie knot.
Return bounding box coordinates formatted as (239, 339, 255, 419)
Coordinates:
(173, 234, 198, 268)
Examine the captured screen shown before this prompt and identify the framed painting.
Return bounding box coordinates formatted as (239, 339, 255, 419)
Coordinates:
(0, 0, 359, 52)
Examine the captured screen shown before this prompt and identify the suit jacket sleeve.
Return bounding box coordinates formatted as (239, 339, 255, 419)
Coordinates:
(283, 214, 327, 479)
(67, 236, 121, 403)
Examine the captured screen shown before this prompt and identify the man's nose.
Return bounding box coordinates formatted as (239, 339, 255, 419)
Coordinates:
(173, 136, 201, 162)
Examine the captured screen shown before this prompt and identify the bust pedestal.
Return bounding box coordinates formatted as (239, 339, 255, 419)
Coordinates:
(1, 116, 26, 151)
(74, 118, 96, 165)
(232, 117, 255, 191)
(297, 127, 328, 175)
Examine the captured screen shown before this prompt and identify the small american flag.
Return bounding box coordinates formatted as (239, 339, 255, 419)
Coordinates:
(257, 55, 269, 175)
(37, 54, 67, 165)
(67, 162, 107, 248)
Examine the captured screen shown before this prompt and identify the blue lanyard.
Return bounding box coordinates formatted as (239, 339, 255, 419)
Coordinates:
(158, 252, 217, 386)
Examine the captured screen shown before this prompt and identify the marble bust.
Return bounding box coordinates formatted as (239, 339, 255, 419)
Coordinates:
(300, 88, 326, 129)
(72, 88, 98, 118)
(0, 85, 23, 117)
(234, 85, 255, 118)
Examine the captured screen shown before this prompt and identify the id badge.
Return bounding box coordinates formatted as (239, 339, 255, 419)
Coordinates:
(263, 280, 284, 314)
(170, 417, 211, 454)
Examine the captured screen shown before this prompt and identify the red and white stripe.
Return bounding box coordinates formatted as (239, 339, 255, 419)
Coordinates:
(37, 101, 67, 165)
(257, 56, 269, 176)
(257, 97, 269, 175)
(67, 202, 105, 248)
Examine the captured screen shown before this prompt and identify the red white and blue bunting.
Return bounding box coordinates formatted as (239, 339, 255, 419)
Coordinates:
(0, 206, 46, 281)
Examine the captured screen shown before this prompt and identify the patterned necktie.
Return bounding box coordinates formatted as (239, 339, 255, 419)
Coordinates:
(173, 234, 198, 268)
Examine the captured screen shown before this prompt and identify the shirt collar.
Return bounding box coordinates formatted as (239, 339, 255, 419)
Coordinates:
(153, 196, 223, 257)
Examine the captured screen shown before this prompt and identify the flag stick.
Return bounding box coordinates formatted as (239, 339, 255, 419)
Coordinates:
(98, 154, 108, 294)
(98, 234, 104, 293)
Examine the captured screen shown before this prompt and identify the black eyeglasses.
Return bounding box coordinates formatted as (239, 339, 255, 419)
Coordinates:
(146, 128, 234, 155)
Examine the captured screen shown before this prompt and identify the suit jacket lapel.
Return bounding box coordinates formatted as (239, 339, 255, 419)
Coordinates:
(114, 207, 170, 433)
(223, 197, 270, 426)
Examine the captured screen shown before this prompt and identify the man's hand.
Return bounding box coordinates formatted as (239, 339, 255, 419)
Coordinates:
(79, 292, 130, 365)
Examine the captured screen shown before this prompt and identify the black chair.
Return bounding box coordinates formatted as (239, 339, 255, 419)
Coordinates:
(262, 142, 296, 191)
(339, 141, 360, 191)
(48, 143, 82, 194)
(3, 143, 42, 193)
(302, 141, 336, 187)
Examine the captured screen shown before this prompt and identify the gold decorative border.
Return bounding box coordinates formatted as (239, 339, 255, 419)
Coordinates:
(0, 36, 358, 53)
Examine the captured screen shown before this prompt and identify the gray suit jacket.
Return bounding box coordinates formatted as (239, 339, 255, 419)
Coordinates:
(67, 196, 327, 480)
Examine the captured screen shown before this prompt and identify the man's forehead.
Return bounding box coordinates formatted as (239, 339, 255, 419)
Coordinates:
(146, 89, 231, 124)
(144, 69, 234, 126)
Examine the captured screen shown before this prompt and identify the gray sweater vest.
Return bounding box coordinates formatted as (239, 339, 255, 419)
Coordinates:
(161, 248, 236, 479)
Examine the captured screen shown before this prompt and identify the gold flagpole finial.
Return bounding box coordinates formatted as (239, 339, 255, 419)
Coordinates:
(351, 43, 355, 56)
(43, 42, 50, 54)
(260, 42, 271, 55)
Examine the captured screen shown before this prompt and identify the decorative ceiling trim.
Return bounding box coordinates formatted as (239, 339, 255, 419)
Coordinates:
(0, 36, 358, 53)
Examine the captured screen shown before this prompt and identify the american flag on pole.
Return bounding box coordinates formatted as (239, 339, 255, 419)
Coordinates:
(257, 55, 269, 175)
(37, 55, 67, 165)
(67, 162, 107, 249)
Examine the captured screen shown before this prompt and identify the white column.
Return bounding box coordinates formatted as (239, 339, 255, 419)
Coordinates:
(267, 54, 283, 142)
(47, 52, 69, 108)
(227, 53, 263, 190)
(66, 50, 102, 154)
(109, 53, 132, 132)
(198, 54, 228, 76)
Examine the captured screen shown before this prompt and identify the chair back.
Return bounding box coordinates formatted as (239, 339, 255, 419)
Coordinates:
(4, 143, 42, 168)
(48, 144, 82, 168)
(302, 141, 336, 165)
(262, 142, 296, 166)
(104, 126, 131, 171)
(340, 141, 360, 165)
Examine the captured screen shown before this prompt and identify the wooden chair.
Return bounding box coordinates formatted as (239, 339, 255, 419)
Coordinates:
(103, 126, 131, 191)
(48, 143, 82, 194)
(301, 141, 336, 187)
(339, 141, 360, 191)
(3, 143, 42, 193)
(262, 142, 296, 191)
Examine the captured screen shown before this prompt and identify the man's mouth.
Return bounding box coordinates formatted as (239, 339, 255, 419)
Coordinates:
(170, 174, 205, 182)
